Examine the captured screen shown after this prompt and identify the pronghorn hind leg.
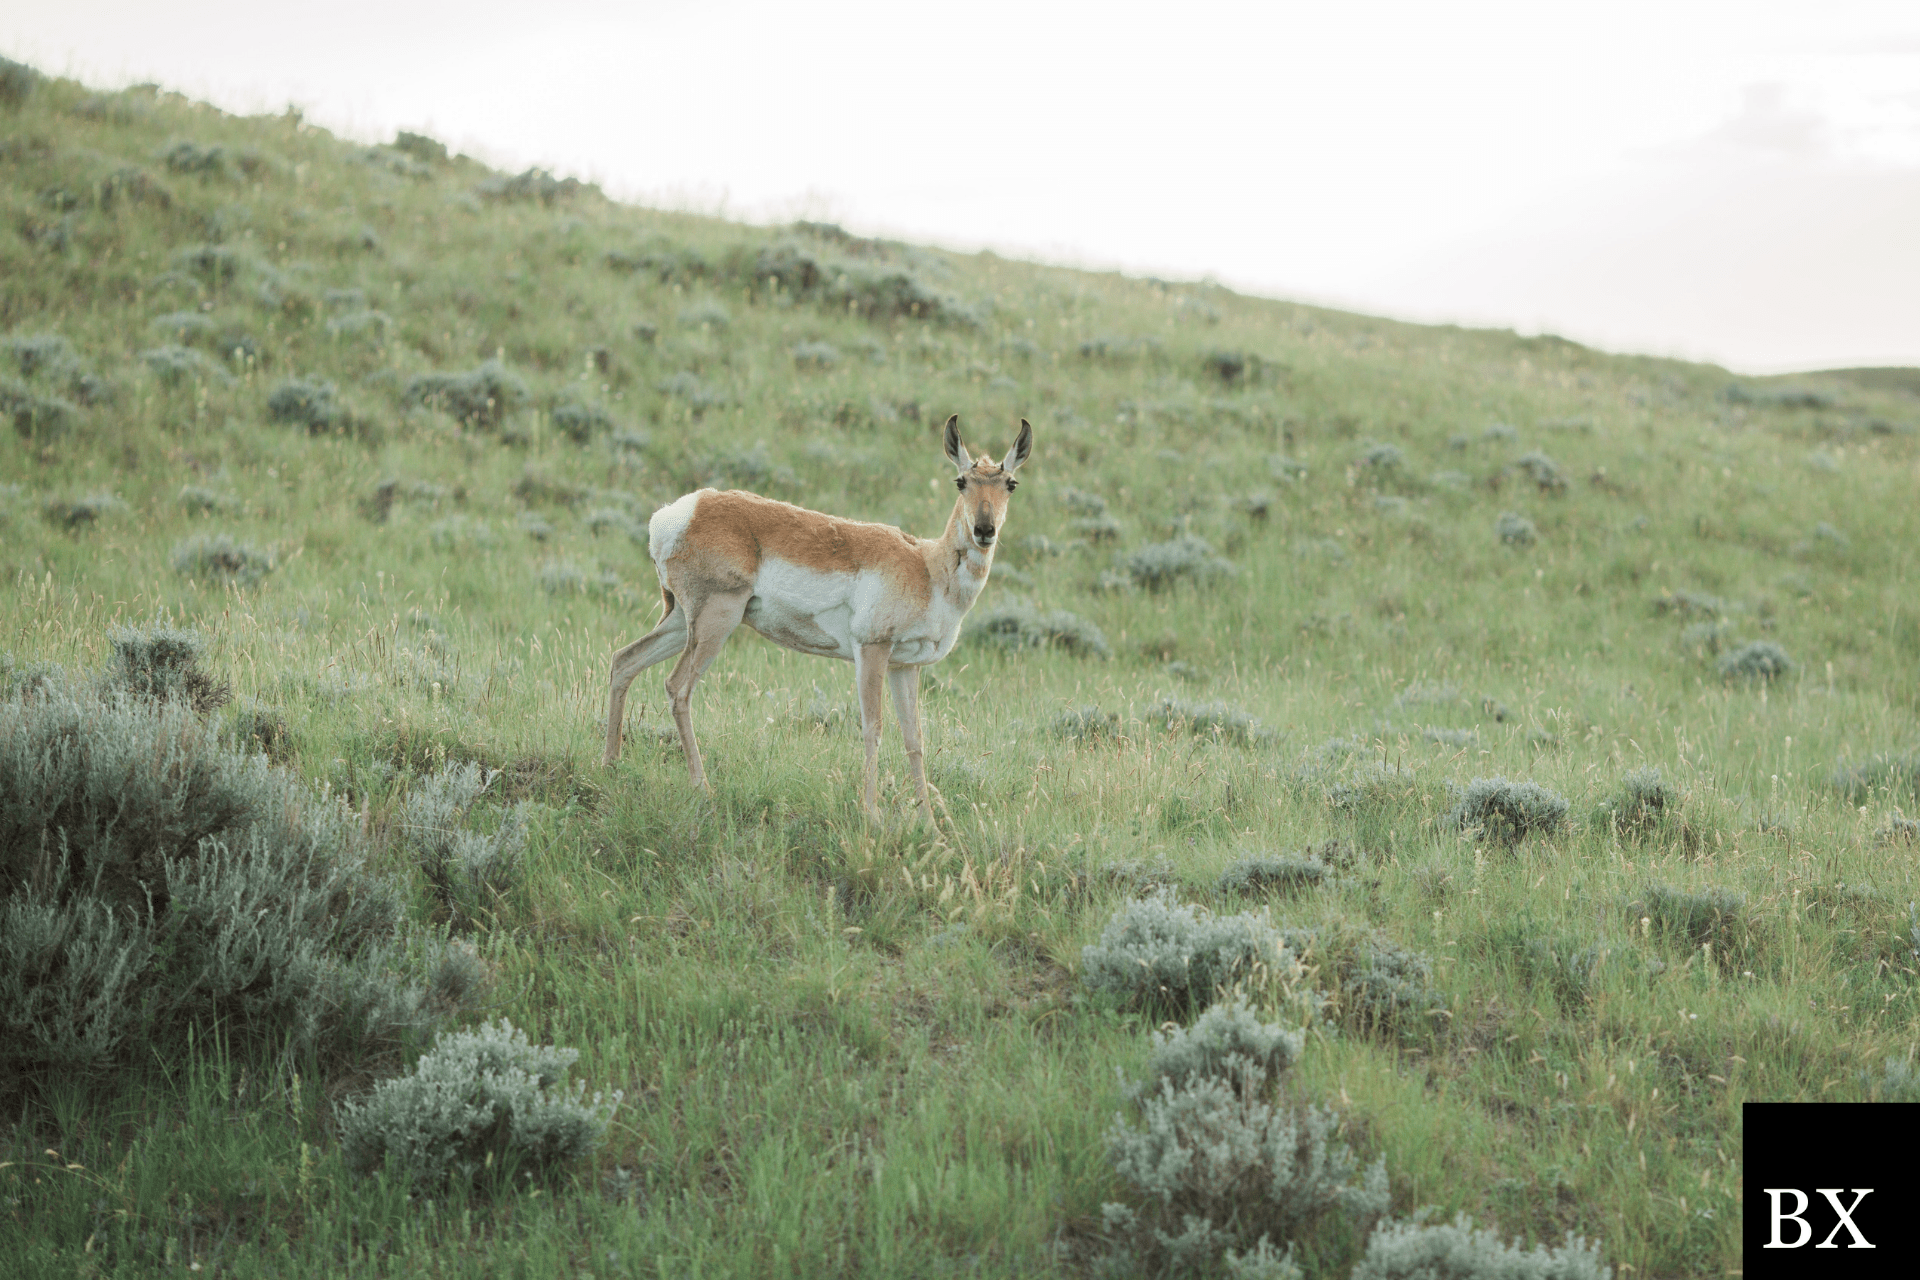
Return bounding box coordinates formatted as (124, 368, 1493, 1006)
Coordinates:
(664, 589, 752, 791)
(855, 643, 892, 820)
(604, 602, 689, 767)
(888, 665, 930, 824)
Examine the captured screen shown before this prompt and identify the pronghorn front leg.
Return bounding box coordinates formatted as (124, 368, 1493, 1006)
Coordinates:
(888, 665, 930, 824)
(855, 642, 891, 820)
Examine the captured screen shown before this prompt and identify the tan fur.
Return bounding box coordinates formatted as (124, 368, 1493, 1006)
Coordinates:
(679, 490, 933, 610)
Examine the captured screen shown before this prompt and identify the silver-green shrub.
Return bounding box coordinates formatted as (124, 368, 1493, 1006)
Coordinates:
(142, 343, 231, 386)
(1218, 855, 1330, 898)
(1350, 1213, 1610, 1280)
(1498, 926, 1647, 1013)
(398, 763, 531, 932)
(1130, 996, 1305, 1102)
(171, 244, 243, 286)
(1391, 682, 1468, 712)
(1103, 1078, 1387, 1276)
(337, 1019, 620, 1191)
(584, 506, 646, 541)
(792, 340, 839, 369)
(1514, 451, 1567, 493)
(1203, 350, 1251, 384)
(475, 168, 598, 204)
(4, 332, 72, 375)
(1339, 935, 1445, 1036)
(1496, 512, 1537, 546)
(1328, 761, 1418, 812)
(268, 378, 342, 431)
(2, 379, 79, 436)
(394, 130, 448, 162)
(1058, 486, 1107, 515)
(225, 699, 294, 763)
(1071, 514, 1124, 542)
(1877, 815, 1919, 844)
(1359, 442, 1403, 469)
(427, 514, 495, 553)
(405, 359, 528, 427)
(42, 491, 123, 529)
(1651, 589, 1730, 618)
(1081, 891, 1289, 1014)
(966, 604, 1110, 659)
(1123, 535, 1235, 592)
(1716, 641, 1794, 683)
(1147, 697, 1270, 747)
(1678, 621, 1735, 656)
(326, 309, 392, 341)
(1445, 777, 1569, 847)
(1869, 1056, 1920, 1102)
(1423, 726, 1478, 749)
(678, 299, 731, 329)
(1592, 767, 1671, 841)
(1723, 381, 1832, 409)
(609, 427, 651, 461)
(179, 484, 240, 514)
(0, 651, 62, 698)
(158, 140, 230, 176)
(741, 234, 980, 325)
(173, 532, 276, 587)
(1276, 922, 1445, 1038)
(551, 400, 612, 443)
(101, 623, 231, 713)
(0, 676, 478, 1097)
(1223, 1238, 1305, 1280)
(538, 558, 623, 597)
(1636, 882, 1747, 946)
(658, 370, 727, 410)
(1052, 705, 1119, 742)
(1831, 749, 1920, 803)
(1803, 520, 1850, 553)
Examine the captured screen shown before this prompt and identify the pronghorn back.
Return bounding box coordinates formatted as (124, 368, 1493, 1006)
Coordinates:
(650, 488, 932, 608)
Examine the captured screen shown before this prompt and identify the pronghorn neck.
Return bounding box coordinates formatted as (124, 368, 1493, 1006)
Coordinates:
(939, 493, 995, 591)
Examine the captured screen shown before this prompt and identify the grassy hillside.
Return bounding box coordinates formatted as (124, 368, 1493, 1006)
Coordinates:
(4, 63, 1920, 1278)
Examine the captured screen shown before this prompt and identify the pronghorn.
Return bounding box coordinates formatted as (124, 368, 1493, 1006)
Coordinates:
(604, 415, 1032, 821)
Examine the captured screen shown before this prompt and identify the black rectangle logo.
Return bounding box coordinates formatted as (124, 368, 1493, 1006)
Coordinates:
(1743, 1103, 1920, 1277)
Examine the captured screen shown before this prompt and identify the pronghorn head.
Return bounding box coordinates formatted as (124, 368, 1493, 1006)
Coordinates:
(944, 415, 1032, 550)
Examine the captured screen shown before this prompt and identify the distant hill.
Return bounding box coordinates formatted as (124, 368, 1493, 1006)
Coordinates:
(1809, 366, 1920, 397)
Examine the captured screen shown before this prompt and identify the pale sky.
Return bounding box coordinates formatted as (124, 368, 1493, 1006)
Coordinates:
(6, 1, 1918, 373)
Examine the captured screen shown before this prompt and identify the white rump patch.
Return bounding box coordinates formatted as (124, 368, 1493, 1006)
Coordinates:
(648, 490, 704, 564)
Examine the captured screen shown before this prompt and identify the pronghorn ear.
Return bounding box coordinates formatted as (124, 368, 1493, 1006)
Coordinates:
(1000, 418, 1033, 475)
(943, 414, 971, 474)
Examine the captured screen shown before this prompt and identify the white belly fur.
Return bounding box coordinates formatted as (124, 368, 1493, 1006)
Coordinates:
(744, 556, 960, 666)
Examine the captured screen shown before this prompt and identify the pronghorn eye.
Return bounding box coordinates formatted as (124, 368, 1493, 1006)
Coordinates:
(954, 477, 966, 491)
(1006, 479, 1017, 491)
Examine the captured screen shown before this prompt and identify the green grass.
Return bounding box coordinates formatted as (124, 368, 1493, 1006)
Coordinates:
(4, 68, 1920, 1278)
